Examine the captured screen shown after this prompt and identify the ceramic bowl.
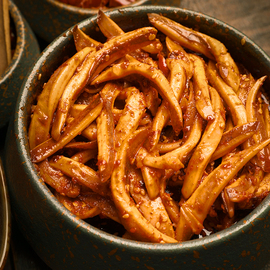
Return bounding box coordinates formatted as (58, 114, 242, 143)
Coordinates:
(4, 6, 270, 270)
(12, 0, 151, 43)
(0, 0, 40, 129)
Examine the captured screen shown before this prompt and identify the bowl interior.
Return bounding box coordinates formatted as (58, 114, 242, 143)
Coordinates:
(15, 4, 270, 251)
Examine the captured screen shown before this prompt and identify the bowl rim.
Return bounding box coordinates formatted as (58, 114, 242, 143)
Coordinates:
(47, 0, 150, 14)
(0, 0, 26, 83)
(0, 158, 11, 269)
(15, 5, 270, 251)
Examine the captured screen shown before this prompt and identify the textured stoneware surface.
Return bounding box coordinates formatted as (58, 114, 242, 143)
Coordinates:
(0, 0, 40, 129)
(4, 6, 270, 270)
(12, 0, 150, 42)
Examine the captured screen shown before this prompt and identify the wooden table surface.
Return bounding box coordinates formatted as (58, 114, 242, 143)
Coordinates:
(2, 0, 270, 269)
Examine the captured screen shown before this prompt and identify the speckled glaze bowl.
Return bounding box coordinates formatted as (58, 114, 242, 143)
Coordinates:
(12, 0, 151, 43)
(0, 0, 40, 129)
(4, 6, 270, 270)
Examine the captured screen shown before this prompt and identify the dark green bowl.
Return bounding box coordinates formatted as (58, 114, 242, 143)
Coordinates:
(0, 0, 40, 129)
(4, 6, 270, 270)
(12, 0, 151, 43)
